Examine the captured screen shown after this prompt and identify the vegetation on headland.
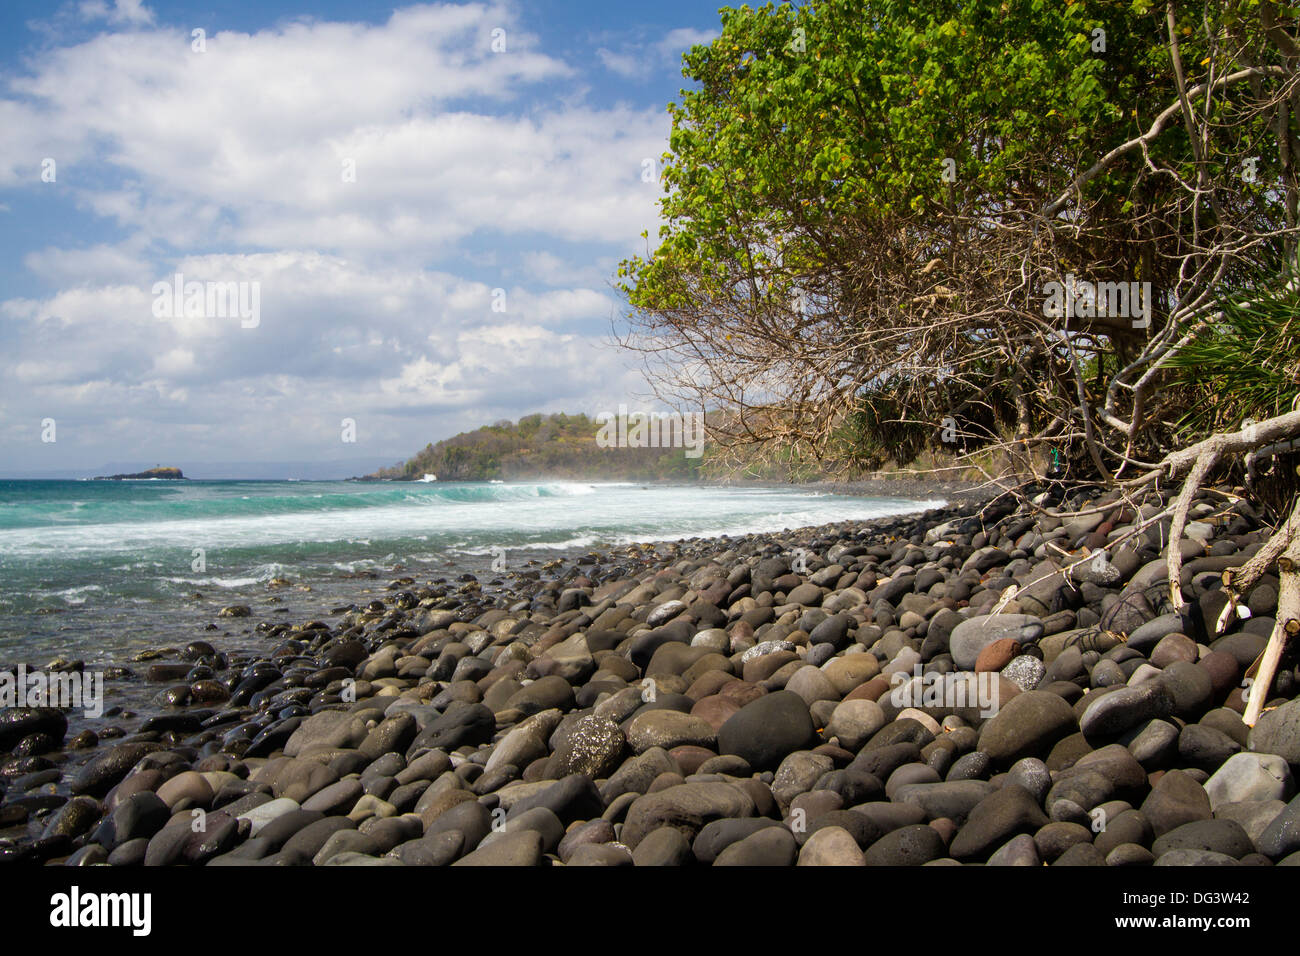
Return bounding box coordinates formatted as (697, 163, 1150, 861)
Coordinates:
(92, 466, 186, 480)
(366, 413, 705, 482)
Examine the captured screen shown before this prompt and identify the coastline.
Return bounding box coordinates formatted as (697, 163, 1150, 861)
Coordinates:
(2, 478, 1298, 867)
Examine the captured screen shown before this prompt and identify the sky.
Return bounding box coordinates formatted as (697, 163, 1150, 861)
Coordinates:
(0, 0, 725, 477)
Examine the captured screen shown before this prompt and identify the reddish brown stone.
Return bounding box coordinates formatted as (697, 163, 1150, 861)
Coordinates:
(691, 694, 742, 733)
(667, 746, 716, 776)
(975, 637, 1020, 673)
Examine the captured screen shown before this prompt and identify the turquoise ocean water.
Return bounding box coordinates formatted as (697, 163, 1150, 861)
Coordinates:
(0, 479, 942, 671)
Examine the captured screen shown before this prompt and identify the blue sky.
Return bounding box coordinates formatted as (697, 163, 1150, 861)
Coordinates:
(0, 0, 726, 475)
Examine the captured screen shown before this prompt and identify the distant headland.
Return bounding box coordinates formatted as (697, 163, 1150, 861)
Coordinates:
(92, 466, 186, 481)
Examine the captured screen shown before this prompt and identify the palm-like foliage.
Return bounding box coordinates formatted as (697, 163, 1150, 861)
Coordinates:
(1167, 284, 1300, 437)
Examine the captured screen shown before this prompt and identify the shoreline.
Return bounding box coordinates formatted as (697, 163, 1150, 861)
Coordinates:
(2, 479, 1298, 867)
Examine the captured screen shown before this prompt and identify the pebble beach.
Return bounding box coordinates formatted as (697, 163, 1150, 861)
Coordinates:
(3, 479, 1299, 868)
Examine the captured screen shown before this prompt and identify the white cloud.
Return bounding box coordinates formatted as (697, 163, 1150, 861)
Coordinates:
(598, 25, 718, 79)
(79, 1, 155, 26)
(0, 3, 680, 469)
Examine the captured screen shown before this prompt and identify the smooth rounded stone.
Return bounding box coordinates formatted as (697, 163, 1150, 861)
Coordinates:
(1213, 799, 1286, 846)
(772, 752, 835, 812)
(65, 844, 110, 867)
(808, 613, 855, 651)
(1048, 798, 1090, 826)
(949, 784, 1050, 861)
(599, 747, 679, 803)
(797, 826, 867, 866)
(484, 806, 565, 854)
(697, 754, 751, 777)
(301, 778, 365, 816)
(313, 829, 382, 865)
(154, 771, 214, 811)
(42, 796, 101, 841)
(863, 824, 947, 866)
(1092, 807, 1154, 855)
(784, 666, 840, 707)
(397, 749, 454, 790)
(626, 710, 717, 755)
(892, 780, 993, 825)
(692, 629, 731, 653)
(503, 774, 604, 826)
(485, 722, 552, 776)
(254, 808, 326, 852)
(544, 714, 625, 779)
(987, 833, 1041, 866)
(1124, 718, 1180, 768)
(949, 614, 1044, 670)
(557, 819, 617, 862)
(106, 838, 150, 867)
(789, 789, 844, 824)
(1106, 843, 1156, 866)
(283, 710, 369, 758)
(1080, 682, 1175, 739)
(236, 797, 301, 837)
(814, 768, 883, 807)
(822, 655, 880, 695)
(805, 643, 838, 667)
(1248, 698, 1300, 766)
(452, 829, 546, 866)
(977, 691, 1078, 768)
(1006, 758, 1052, 805)
(417, 786, 477, 828)
(1090, 660, 1127, 689)
(1154, 848, 1240, 866)
(267, 759, 340, 804)
(1150, 633, 1199, 668)
(105, 792, 171, 849)
(975, 638, 1021, 673)
(566, 843, 634, 866)
(862, 717, 936, 753)
(1178, 724, 1242, 773)
(620, 781, 755, 849)
(1211, 631, 1270, 670)
(1141, 770, 1212, 837)
(387, 830, 465, 866)
(1034, 821, 1093, 862)
(502, 675, 575, 716)
(1156, 661, 1214, 718)
(282, 817, 357, 860)
(717, 690, 816, 771)
(825, 700, 886, 752)
(712, 826, 798, 866)
(422, 800, 492, 851)
(1127, 614, 1185, 654)
(895, 707, 943, 737)
(1256, 793, 1300, 858)
(360, 814, 423, 852)
(1151, 818, 1254, 859)
(1052, 842, 1107, 866)
(946, 751, 993, 782)
(319, 851, 404, 866)
(690, 818, 783, 864)
(0, 707, 68, 750)
(1049, 745, 1148, 810)
(886, 763, 941, 799)
(633, 826, 694, 866)
(1126, 663, 1163, 686)
(70, 743, 163, 797)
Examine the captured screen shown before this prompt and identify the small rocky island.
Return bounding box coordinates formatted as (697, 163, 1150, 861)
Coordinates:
(92, 466, 186, 480)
